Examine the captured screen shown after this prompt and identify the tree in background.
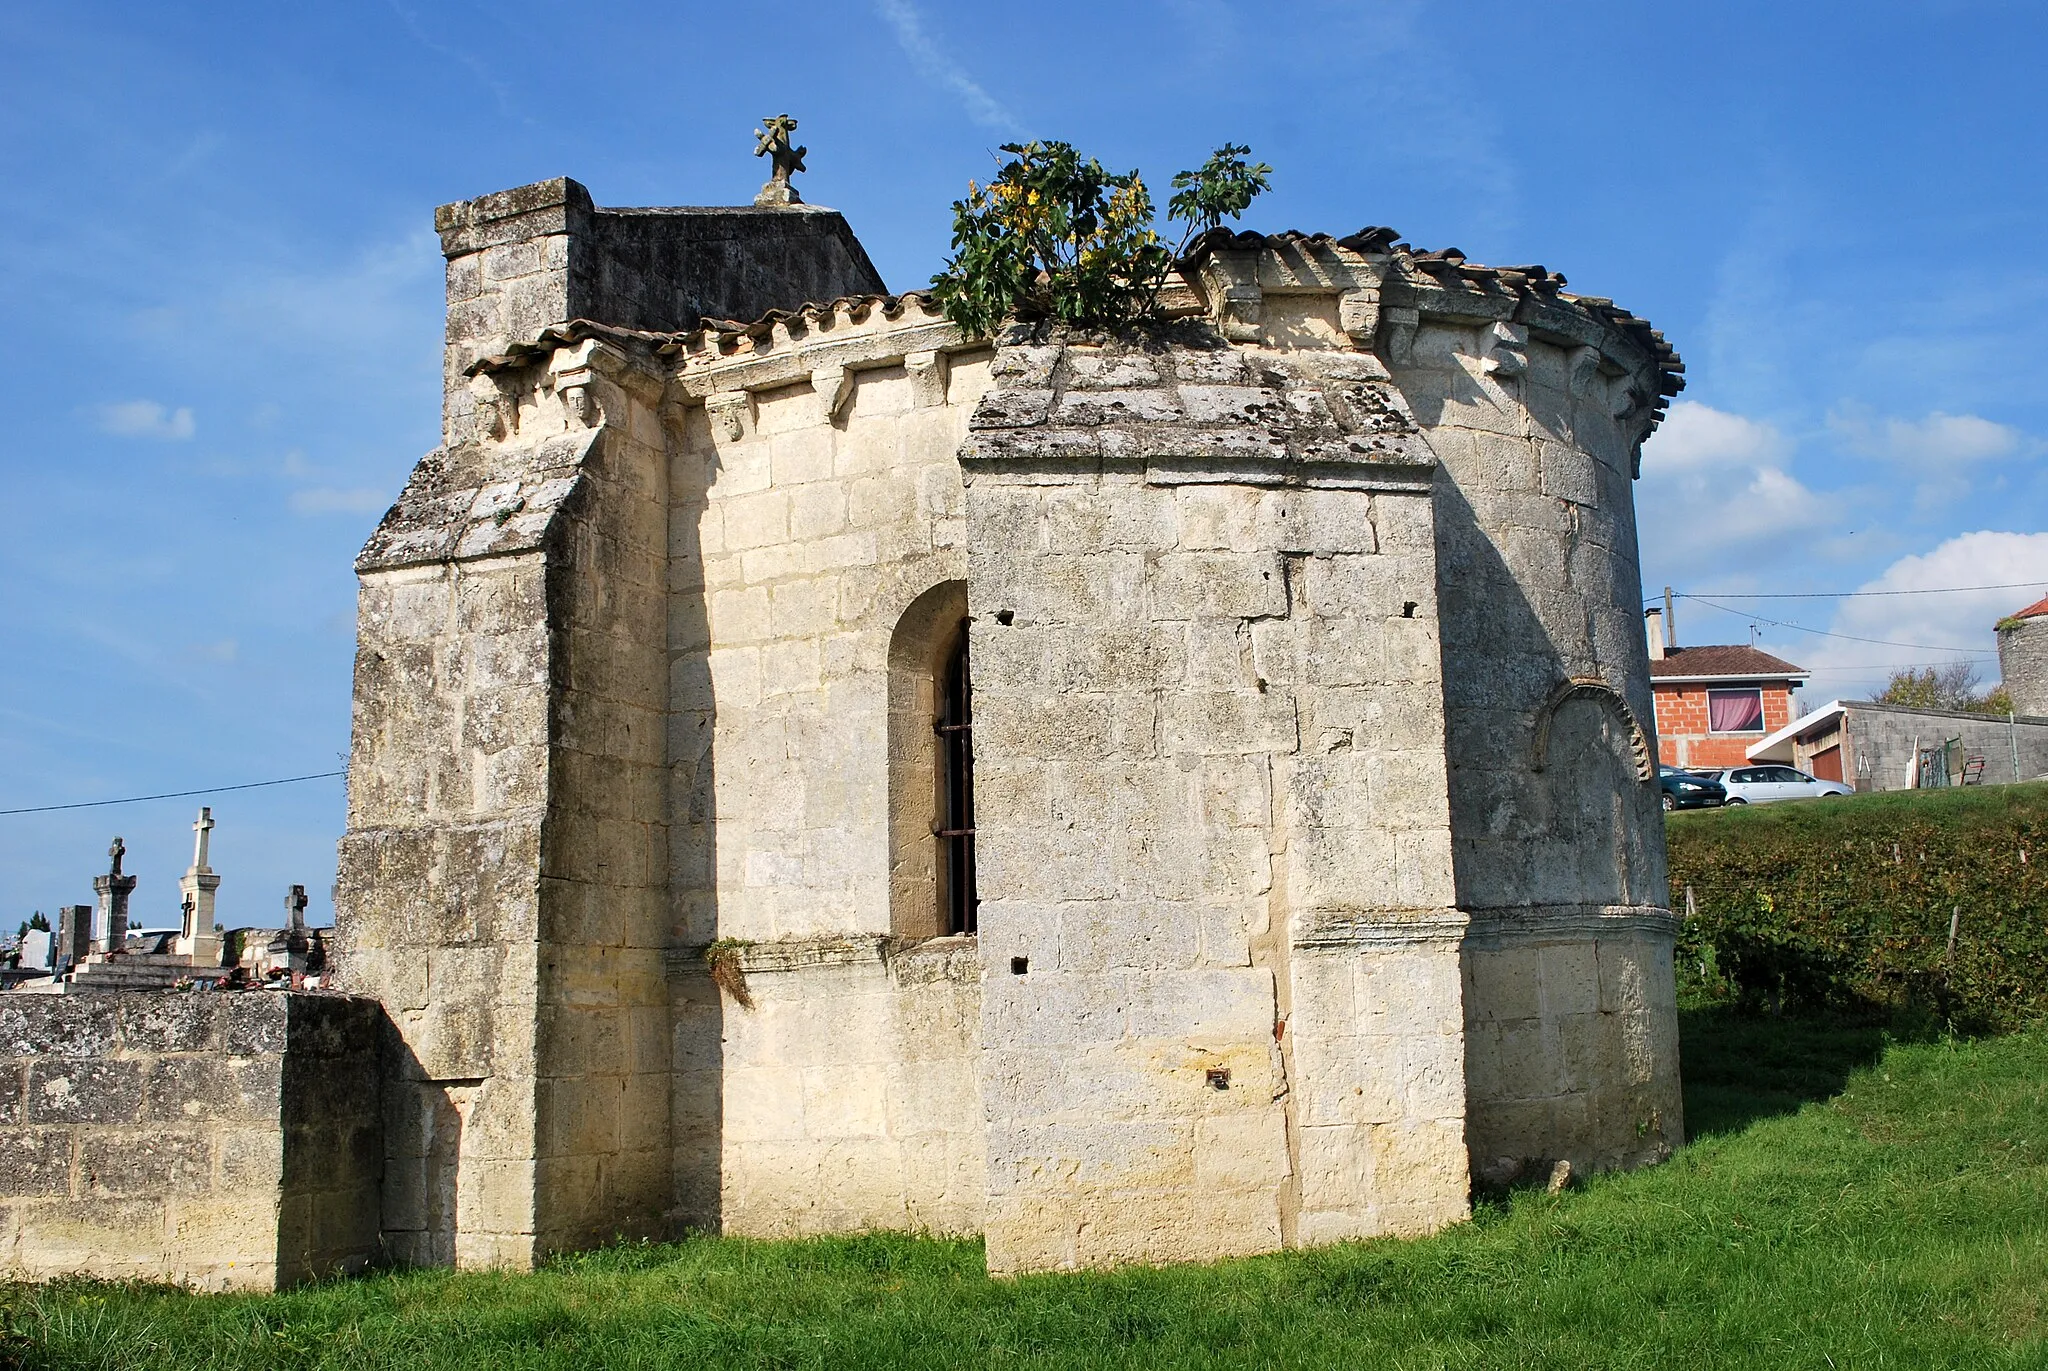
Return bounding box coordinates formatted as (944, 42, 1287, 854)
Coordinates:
(929, 141, 1271, 337)
(1878, 660, 2013, 715)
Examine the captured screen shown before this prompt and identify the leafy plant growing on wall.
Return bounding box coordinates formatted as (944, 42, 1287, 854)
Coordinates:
(928, 141, 1272, 337)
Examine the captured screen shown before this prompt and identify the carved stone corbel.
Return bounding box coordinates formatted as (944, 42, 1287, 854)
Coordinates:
(1611, 381, 1648, 422)
(1566, 344, 1603, 400)
(905, 350, 949, 408)
(1378, 306, 1419, 366)
(1197, 249, 1263, 343)
(811, 364, 854, 423)
(468, 372, 517, 442)
(705, 391, 754, 443)
(1338, 289, 1381, 350)
(555, 371, 599, 427)
(550, 337, 627, 430)
(1482, 321, 1529, 378)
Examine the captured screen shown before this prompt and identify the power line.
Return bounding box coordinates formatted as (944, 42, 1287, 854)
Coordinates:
(1810, 655, 1998, 668)
(1656, 580, 2048, 601)
(0, 771, 344, 817)
(1677, 594, 1999, 654)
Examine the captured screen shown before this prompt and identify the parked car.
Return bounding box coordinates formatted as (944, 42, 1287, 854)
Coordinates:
(1700, 764, 1853, 804)
(1657, 765, 1726, 811)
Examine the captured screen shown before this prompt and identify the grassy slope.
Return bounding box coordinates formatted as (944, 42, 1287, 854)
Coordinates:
(14, 1012, 2048, 1369)
(1666, 776, 2048, 839)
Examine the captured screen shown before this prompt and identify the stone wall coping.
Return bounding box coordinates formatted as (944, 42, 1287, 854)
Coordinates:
(356, 429, 598, 574)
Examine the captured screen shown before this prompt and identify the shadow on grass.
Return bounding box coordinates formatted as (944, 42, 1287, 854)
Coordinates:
(1679, 1005, 1922, 1137)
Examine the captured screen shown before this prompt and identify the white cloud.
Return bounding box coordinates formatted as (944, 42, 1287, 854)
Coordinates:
(289, 487, 390, 516)
(1830, 408, 2022, 465)
(1788, 531, 2048, 700)
(873, 0, 1019, 131)
(1643, 400, 1791, 472)
(1636, 401, 1830, 573)
(98, 400, 194, 440)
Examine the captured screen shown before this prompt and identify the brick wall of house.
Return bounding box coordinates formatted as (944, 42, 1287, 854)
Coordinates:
(1652, 682, 1798, 770)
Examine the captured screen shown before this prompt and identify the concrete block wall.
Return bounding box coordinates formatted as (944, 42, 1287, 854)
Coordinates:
(0, 993, 381, 1291)
(1843, 702, 2048, 790)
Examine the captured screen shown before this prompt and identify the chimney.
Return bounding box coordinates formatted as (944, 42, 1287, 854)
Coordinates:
(1645, 606, 1667, 660)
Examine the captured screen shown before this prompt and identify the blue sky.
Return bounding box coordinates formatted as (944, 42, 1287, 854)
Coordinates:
(2, 0, 2045, 925)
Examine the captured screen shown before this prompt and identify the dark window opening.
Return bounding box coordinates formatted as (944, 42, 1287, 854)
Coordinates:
(935, 620, 978, 935)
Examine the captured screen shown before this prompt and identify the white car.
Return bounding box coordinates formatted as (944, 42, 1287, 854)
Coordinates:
(1702, 764, 1853, 805)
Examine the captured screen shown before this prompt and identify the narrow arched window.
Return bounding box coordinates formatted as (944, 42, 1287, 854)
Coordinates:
(887, 581, 973, 940)
(935, 620, 977, 935)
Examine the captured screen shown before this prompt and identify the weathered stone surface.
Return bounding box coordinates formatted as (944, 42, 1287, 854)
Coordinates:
(325, 178, 1683, 1282)
(1999, 613, 2048, 720)
(0, 994, 381, 1291)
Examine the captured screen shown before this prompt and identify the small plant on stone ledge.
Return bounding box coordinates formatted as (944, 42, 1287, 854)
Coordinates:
(704, 937, 756, 1009)
(928, 141, 1271, 337)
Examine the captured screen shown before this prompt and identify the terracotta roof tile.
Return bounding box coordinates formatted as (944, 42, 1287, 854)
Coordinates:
(2005, 594, 2048, 621)
(1649, 644, 1808, 680)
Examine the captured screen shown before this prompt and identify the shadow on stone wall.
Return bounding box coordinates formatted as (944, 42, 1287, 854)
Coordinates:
(667, 415, 724, 1235)
(1427, 475, 1651, 910)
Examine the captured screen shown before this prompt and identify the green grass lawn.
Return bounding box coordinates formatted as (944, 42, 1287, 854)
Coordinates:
(12, 1010, 2048, 1370)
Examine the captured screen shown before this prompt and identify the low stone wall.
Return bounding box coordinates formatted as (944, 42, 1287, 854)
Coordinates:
(0, 992, 383, 1290)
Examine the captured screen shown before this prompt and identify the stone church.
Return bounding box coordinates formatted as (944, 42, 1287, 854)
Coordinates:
(332, 166, 1686, 1275)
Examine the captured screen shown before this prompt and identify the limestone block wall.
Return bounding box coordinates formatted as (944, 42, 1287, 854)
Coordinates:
(961, 333, 1470, 1272)
(1376, 267, 1683, 1178)
(338, 342, 675, 1266)
(0, 994, 381, 1291)
(530, 351, 674, 1255)
(666, 340, 996, 1233)
(435, 178, 885, 446)
(338, 539, 551, 1268)
(671, 938, 982, 1237)
(671, 354, 992, 945)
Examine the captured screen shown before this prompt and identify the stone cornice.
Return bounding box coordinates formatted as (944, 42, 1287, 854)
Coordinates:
(664, 933, 980, 985)
(1462, 905, 1680, 947)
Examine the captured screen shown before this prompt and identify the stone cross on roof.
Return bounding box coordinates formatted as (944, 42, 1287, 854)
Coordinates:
(753, 114, 806, 208)
(106, 836, 125, 877)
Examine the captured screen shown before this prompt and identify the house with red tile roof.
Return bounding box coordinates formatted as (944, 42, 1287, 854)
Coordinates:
(1643, 606, 1809, 771)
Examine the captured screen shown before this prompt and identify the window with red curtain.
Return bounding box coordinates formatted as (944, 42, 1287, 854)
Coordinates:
(1707, 687, 1764, 733)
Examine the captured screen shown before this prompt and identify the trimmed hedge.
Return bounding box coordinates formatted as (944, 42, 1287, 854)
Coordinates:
(1666, 782, 2048, 1028)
